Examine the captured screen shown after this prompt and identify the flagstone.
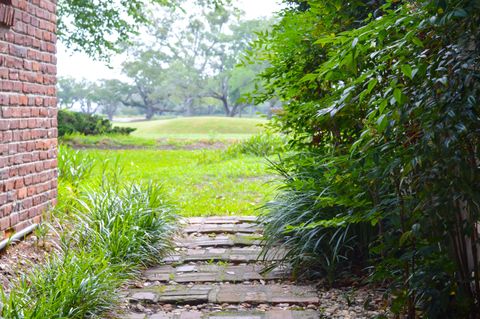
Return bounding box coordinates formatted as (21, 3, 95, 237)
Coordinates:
(143, 264, 289, 283)
(128, 284, 318, 305)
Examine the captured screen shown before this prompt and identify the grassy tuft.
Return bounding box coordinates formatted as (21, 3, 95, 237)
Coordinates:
(1, 249, 124, 319)
(76, 182, 176, 267)
(225, 133, 287, 157)
(1, 147, 176, 318)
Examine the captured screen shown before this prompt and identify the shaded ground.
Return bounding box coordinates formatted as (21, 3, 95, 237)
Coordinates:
(0, 233, 53, 292)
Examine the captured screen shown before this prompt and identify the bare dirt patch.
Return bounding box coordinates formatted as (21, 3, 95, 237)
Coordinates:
(0, 234, 51, 292)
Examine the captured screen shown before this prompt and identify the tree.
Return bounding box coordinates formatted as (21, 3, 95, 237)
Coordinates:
(57, 77, 98, 114)
(121, 50, 178, 119)
(202, 18, 271, 117)
(90, 79, 126, 120)
(58, 0, 230, 60)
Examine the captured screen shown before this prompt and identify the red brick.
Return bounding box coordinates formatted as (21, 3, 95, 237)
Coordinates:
(0, 0, 57, 235)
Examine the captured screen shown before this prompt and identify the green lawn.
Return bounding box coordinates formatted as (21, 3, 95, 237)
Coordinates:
(114, 117, 267, 139)
(84, 149, 276, 217)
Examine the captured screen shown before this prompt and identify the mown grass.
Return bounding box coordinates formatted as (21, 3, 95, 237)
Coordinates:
(60, 133, 234, 150)
(84, 149, 276, 216)
(114, 116, 266, 139)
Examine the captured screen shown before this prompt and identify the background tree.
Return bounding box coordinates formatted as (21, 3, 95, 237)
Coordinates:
(57, 77, 98, 114)
(57, 0, 230, 60)
(91, 79, 126, 120)
(121, 50, 178, 119)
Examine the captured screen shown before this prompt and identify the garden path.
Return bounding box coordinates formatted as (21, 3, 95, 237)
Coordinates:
(121, 216, 321, 319)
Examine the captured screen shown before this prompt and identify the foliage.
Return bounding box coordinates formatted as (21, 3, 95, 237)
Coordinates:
(254, 0, 480, 317)
(1, 151, 176, 318)
(57, 0, 231, 60)
(109, 3, 274, 119)
(1, 249, 124, 319)
(57, 146, 96, 186)
(58, 109, 135, 137)
(76, 182, 176, 266)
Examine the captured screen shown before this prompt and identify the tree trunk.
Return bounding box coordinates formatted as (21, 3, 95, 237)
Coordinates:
(145, 107, 155, 120)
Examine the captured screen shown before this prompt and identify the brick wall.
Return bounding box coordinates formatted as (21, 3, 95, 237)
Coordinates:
(0, 0, 57, 239)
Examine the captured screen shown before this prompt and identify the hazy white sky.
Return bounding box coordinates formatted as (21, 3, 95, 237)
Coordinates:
(57, 0, 283, 81)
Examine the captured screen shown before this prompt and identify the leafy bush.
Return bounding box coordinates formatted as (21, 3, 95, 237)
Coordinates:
(226, 133, 286, 157)
(253, 0, 480, 316)
(58, 109, 135, 137)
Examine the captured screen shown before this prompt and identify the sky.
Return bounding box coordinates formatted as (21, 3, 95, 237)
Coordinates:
(56, 0, 283, 82)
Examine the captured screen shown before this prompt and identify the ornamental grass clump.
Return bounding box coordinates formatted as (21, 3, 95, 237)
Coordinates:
(1, 180, 176, 318)
(75, 182, 176, 267)
(1, 249, 123, 319)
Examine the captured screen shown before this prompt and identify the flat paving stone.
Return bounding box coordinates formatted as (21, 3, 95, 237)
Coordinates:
(210, 285, 319, 304)
(162, 247, 285, 263)
(183, 223, 261, 234)
(128, 284, 318, 305)
(185, 216, 258, 224)
(179, 234, 263, 248)
(123, 311, 320, 319)
(206, 311, 320, 319)
(143, 264, 289, 283)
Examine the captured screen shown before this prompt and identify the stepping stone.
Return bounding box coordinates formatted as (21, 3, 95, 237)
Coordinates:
(179, 234, 263, 248)
(128, 284, 318, 305)
(186, 216, 258, 224)
(123, 311, 320, 319)
(183, 223, 261, 234)
(143, 264, 289, 282)
(128, 285, 211, 304)
(207, 310, 320, 319)
(162, 247, 285, 263)
(210, 285, 319, 304)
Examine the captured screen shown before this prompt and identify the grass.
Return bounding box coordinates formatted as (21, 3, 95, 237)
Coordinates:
(83, 149, 276, 217)
(114, 116, 267, 139)
(61, 133, 158, 148)
(60, 133, 232, 150)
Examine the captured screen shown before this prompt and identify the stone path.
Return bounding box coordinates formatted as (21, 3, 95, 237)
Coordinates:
(121, 216, 321, 319)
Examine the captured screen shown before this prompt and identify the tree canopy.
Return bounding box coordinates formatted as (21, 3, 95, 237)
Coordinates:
(57, 0, 230, 60)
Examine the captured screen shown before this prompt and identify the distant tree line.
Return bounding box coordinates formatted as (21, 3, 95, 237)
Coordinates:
(57, 3, 277, 119)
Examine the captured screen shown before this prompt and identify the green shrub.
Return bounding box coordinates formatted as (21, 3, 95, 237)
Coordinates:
(58, 109, 135, 137)
(261, 152, 374, 284)
(226, 133, 286, 157)
(253, 0, 480, 315)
